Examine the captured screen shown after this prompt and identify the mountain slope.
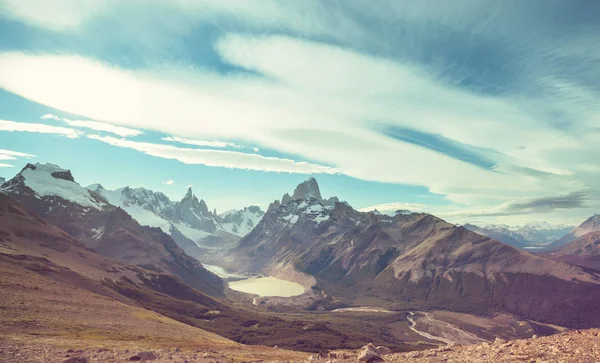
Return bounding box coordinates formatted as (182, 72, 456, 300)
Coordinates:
(547, 214, 600, 250)
(1, 163, 224, 295)
(547, 230, 600, 271)
(463, 223, 525, 249)
(228, 178, 600, 328)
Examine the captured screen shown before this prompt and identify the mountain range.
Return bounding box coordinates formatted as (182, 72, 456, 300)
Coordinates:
(3, 161, 600, 358)
(0, 163, 427, 353)
(464, 222, 574, 249)
(0, 163, 224, 295)
(87, 183, 263, 260)
(227, 178, 600, 328)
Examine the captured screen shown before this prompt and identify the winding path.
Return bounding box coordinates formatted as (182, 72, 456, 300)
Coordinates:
(406, 312, 457, 346)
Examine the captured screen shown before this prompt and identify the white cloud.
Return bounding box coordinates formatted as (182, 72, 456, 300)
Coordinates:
(0, 47, 587, 214)
(0, 149, 35, 169)
(41, 113, 142, 137)
(0, 119, 81, 138)
(62, 118, 142, 137)
(0, 0, 110, 31)
(162, 136, 240, 149)
(1, 1, 599, 224)
(87, 134, 338, 174)
(0, 149, 34, 158)
(41, 113, 61, 121)
(162, 179, 174, 185)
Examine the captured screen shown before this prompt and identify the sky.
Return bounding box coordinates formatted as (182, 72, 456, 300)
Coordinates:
(0, 0, 599, 226)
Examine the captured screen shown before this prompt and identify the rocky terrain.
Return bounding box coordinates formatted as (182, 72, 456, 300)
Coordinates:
(3, 328, 597, 362)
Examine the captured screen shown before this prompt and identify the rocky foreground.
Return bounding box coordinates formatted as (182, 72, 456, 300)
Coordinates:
(366, 328, 600, 363)
(3, 328, 600, 362)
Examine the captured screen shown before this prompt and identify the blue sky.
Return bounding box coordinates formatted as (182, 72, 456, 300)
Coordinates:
(0, 0, 599, 225)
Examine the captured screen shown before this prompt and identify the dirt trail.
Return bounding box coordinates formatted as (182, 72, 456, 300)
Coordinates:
(407, 312, 455, 346)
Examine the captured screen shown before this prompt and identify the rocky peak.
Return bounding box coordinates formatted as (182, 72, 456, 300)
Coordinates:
(281, 192, 292, 205)
(173, 187, 217, 232)
(291, 177, 322, 202)
(0, 176, 5, 185)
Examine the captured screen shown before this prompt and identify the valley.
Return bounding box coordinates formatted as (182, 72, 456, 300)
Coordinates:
(0, 164, 599, 362)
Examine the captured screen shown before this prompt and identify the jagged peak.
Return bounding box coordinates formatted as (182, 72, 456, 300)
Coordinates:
(281, 192, 292, 205)
(185, 186, 193, 199)
(291, 177, 323, 202)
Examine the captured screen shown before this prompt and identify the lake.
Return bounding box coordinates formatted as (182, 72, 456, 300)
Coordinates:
(228, 276, 306, 297)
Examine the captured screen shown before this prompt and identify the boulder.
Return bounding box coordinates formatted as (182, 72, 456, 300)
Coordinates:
(358, 344, 384, 363)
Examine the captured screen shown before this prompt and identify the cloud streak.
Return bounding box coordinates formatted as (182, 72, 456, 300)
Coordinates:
(0, 119, 80, 138)
(0, 1, 599, 224)
(162, 136, 241, 149)
(87, 134, 338, 175)
(41, 114, 142, 137)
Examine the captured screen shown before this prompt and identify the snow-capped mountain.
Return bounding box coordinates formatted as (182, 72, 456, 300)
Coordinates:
(465, 222, 574, 247)
(219, 206, 265, 237)
(0, 163, 223, 293)
(90, 184, 263, 259)
(1, 163, 109, 212)
(0, 177, 5, 185)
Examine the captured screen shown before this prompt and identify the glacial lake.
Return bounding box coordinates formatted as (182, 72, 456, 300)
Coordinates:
(228, 276, 306, 297)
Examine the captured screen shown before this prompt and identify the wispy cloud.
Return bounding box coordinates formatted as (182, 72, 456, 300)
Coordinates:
(162, 179, 174, 185)
(62, 119, 142, 137)
(1, 0, 599, 224)
(162, 136, 241, 149)
(0, 119, 80, 138)
(87, 134, 337, 174)
(0, 149, 34, 158)
(0, 149, 35, 169)
(41, 114, 61, 121)
(41, 114, 142, 137)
